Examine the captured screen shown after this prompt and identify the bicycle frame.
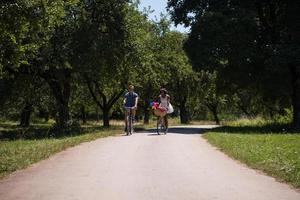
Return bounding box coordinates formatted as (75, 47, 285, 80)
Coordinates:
(157, 116, 167, 135)
(126, 108, 134, 135)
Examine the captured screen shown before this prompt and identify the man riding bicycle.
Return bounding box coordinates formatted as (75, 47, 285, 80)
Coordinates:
(124, 85, 139, 133)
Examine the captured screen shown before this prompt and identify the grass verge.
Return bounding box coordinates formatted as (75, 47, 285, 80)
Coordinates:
(0, 125, 121, 179)
(203, 121, 300, 188)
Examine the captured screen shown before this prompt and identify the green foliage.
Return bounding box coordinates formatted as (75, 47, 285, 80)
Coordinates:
(167, 0, 300, 128)
(3, 0, 298, 128)
(0, 0, 79, 74)
(0, 0, 210, 126)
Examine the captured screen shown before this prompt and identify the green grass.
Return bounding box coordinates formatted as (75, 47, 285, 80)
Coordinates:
(203, 119, 300, 188)
(0, 123, 121, 179)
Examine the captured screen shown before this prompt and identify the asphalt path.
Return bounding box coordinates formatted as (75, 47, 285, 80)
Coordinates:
(0, 125, 299, 200)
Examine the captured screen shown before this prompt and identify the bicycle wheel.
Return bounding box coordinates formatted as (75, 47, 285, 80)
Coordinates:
(126, 110, 134, 135)
(126, 114, 131, 136)
(129, 114, 134, 135)
(157, 117, 166, 135)
(156, 118, 160, 135)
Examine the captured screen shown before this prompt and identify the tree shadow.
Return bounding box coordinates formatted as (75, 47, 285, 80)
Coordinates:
(138, 127, 209, 135)
(210, 124, 298, 134)
(0, 123, 120, 141)
(147, 133, 162, 136)
(136, 124, 300, 135)
(168, 127, 209, 134)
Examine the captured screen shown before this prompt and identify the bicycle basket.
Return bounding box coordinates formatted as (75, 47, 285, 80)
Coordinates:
(153, 109, 167, 117)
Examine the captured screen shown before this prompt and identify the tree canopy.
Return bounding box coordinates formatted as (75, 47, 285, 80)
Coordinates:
(168, 0, 300, 129)
(0, 0, 299, 131)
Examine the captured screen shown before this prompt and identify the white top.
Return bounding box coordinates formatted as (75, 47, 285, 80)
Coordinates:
(160, 95, 169, 109)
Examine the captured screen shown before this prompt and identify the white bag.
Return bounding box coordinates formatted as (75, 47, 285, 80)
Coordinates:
(167, 103, 174, 114)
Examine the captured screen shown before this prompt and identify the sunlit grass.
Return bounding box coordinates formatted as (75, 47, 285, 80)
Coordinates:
(204, 119, 300, 188)
(0, 122, 122, 179)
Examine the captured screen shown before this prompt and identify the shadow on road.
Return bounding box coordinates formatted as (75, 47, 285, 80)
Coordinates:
(210, 125, 298, 134)
(137, 126, 214, 135)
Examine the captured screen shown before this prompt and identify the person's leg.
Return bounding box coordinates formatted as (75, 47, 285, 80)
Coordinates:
(124, 108, 130, 131)
(164, 115, 168, 129)
(132, 108, 137, 123)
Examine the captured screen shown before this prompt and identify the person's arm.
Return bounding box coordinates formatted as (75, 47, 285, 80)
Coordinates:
(135, 97, 138, 108)
(123, 93, 127, 105)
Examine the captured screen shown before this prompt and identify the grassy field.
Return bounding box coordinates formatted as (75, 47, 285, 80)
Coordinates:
(0, 121, 122, 179)
(203, 119, 300, 188)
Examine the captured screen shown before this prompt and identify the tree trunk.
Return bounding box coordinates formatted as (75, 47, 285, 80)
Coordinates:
(45, 70, 71, 129)
(178, 91, 190, 124)
(212, 108, 220, 125)
(20, 103, 33, 127)
(143, 81, 153, 124)
(96, 108, 100, 122)
(44, 111, 49, 122)
(48, 79, 71, 129)
(81, 105, 87, 124)
(144, 108, 150, 124)
(144, 98, 150, 124)
(290, 65, 300, 129)
(85, 78, 124, 127)
(102, 108, 110, 127)
(57, 101, 70, 128)
(207, 104, 220, 125)
(180, 103, 189, 124)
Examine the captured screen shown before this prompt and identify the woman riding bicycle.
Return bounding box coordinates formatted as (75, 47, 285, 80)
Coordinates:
(158, 88, 171, 132)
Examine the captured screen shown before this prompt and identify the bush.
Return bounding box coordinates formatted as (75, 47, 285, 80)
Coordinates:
(273, 108, 293, 124)
(50, 119, 82, 137)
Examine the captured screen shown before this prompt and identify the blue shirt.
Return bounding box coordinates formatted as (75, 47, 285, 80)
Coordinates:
(124, 92, 138, 107)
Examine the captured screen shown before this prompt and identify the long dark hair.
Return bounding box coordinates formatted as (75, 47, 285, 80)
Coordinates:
(160, 88, 168, 94)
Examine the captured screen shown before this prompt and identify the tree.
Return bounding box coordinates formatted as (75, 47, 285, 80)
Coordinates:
(167, 0, 300, 128)
(0, 72, 54, 126)
(34, 0, 81, 130)
(69, 76, 96, 124)
(132, 15, 172, 124)
(157, 29, 193, 123)
(254, 0, 300, 128)
(189, 71, 226, 124)
(72, 0, 129, 127)
(120, 2, 159, 124)
(0, 0, 81, 131)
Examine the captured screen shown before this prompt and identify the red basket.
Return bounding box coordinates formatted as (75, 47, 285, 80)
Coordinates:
(153, 108, 167, 117)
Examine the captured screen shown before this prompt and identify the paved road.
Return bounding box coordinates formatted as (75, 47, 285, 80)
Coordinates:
(0, 125, 299, 200)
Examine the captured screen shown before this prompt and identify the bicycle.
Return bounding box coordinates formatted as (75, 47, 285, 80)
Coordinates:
(156, 112, 168, 135)
(125, 107, 135, 136)
(157, 116, 167, 135)
(151, 102, 168, 135)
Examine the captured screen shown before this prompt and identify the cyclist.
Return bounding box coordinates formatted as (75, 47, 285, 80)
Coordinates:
(124, 85, 139, 132)
(158, 88, 171, 132)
